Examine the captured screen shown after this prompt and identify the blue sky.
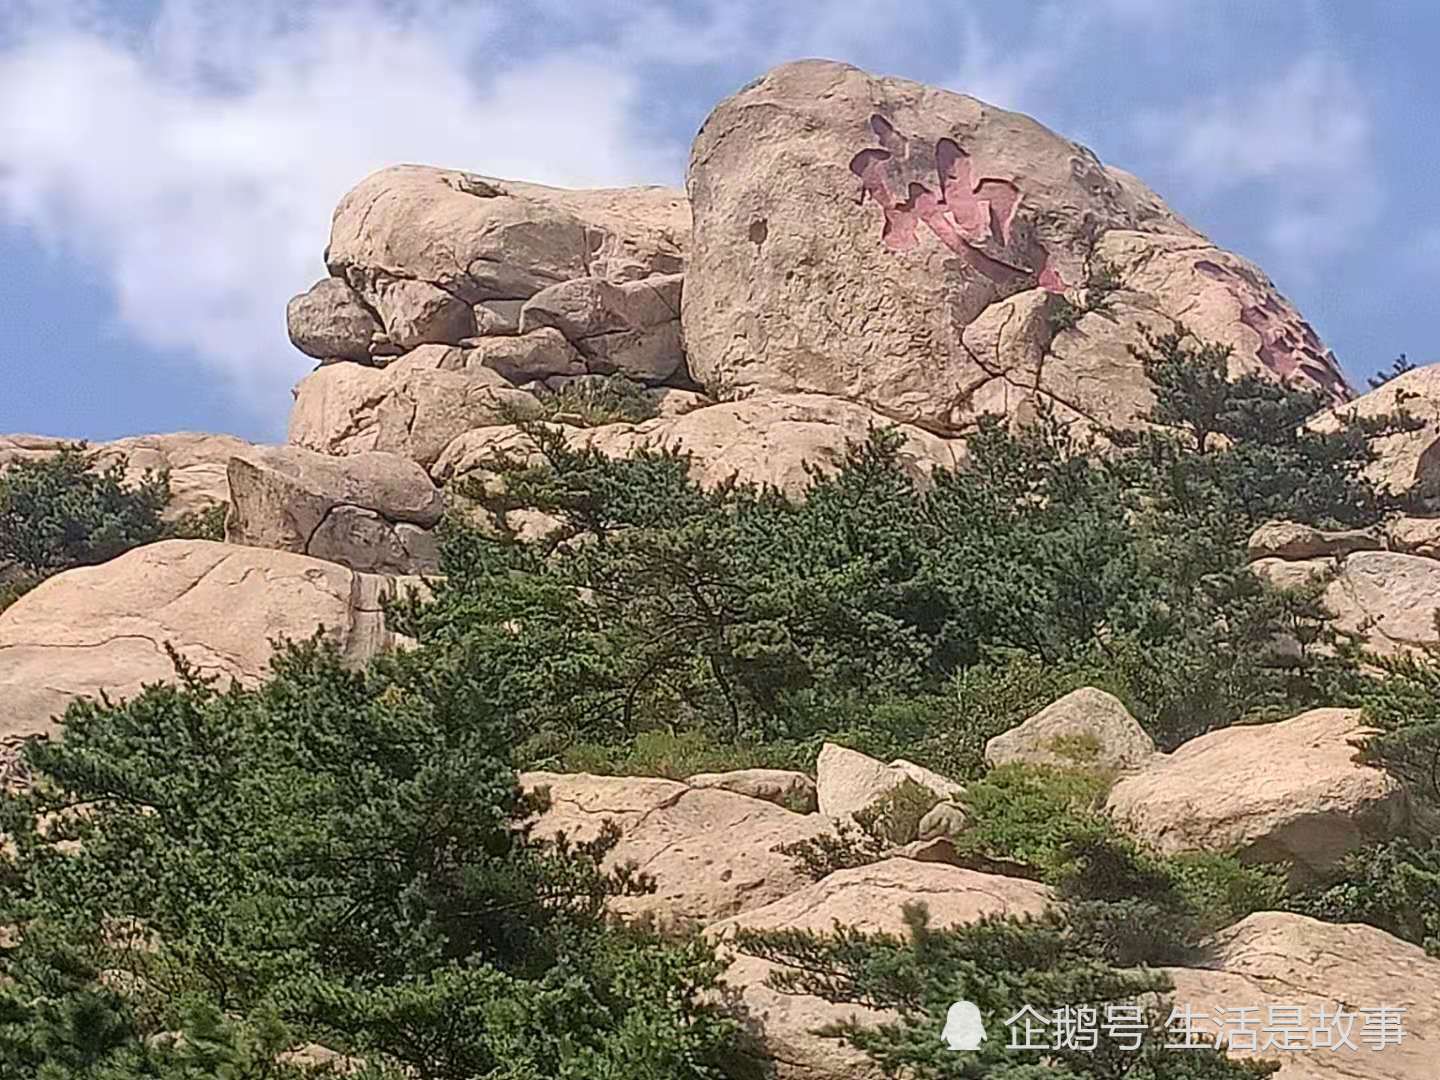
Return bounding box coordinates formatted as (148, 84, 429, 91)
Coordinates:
(1, 1, 1437, 442)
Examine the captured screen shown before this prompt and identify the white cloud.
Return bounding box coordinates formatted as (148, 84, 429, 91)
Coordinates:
(1135, 52, 1380, 272)
(0, 1, 676, 427)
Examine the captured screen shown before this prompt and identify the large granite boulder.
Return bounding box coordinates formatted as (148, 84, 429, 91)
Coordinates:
(225, 446, 444, 574)
(432, 394, 962, 499)
(1105, 708, 1409, 883)
(1163, 913, 1440, 1080)
(286, 278, 383, 363)
(0, 541, 414, 739)
(519, 771, 835, 926)
(706, 860, 1052, 1080)
(985, 686, 1156, 771)
(683, 60, 1350, 436)
(288, 344, 543, 466)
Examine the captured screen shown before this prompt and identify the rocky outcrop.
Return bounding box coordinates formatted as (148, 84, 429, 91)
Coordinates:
(985, 686, 1156, 771)
(815, 742, 964, 821)
(1105, 708, 1408, 883)
(706, 860, 1052, 1080)
(1, 432, 255, 521)
(289, 165, 694, 391)
(0, 541, 415, 738)
(683, 60, 1349, 437)
(685, 768, 818, 814)
(1247, 520, 1383, 562)
(1163, 913, 1440, 1079)
(432, 394, 962, 500)
(288, 344, 543, 466)
(519, 771, 834, 925)
(225, 446, 444, 574)
(1310, 363, 1440, 503)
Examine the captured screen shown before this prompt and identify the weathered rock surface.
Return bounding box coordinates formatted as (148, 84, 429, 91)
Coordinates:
(0, 432, 255, 521)
(985, 686, 1156, 771)
(462, 328, 585, 383)
(520, 274, 685, 383)
(1247, 520, 1383, 562)
(686, 768, 818, 813)
(225, 446, 443, 574)
(286, 278, 383, 363)
(815, 742, 964, 821)
(1253, 550, 1440, 658)
(707, 860, 1052, 1080)
(1311, 363, 1440, 503)
(683, 60, 1349, 436)
(1105, 708, 1408, 882)
(1163, 913, 1440, 1080)
(322, 165, 687, 334)
(433, 394, 962, 499)
(519, 771, 834, 925)
(1386, 515, 1440, 558)
(0, 541, 414, 738)
(288, 344, 543, 465)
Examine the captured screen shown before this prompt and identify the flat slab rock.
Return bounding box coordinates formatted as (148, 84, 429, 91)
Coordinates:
(1163, 913, 1440, 1080)
(0, 540, 417, 739)
(519, 771, 835, 926)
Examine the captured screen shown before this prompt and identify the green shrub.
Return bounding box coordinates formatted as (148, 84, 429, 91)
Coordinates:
(538, 374, 660, 427)
(1291, 839, 1440, 955)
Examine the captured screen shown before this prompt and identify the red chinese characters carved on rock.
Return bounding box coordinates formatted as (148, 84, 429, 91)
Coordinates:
(848, 114, 1067, 292)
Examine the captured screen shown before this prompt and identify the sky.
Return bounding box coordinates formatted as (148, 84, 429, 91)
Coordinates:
(0, 0, 1436, 443)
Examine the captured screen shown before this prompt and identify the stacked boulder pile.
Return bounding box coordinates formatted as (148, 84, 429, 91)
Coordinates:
(2, 59, 1440, 1078)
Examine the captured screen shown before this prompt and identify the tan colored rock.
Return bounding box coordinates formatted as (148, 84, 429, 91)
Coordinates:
(286, 278, 382, 362)
(1386, 516, 1440, 558)
(1253, 551, 1440, 658)
(433, 394, 962, 499)
(686, 768, 818, 813)
(1311, 363, 1440, 502)
(472, 298, 525, 336)
(0, 433, 254, 522)
(287, 346, 542, 466)
(645, 387, 712, 417)
(1247, 520, 1382, 562)
(1163, 913, 1440, 1080)
(372, 278, 475, 349)
(707, 860, 1052, 1080)
(1105, 708, 1408, 883)
(815, 742, 964, 821)
(463, 328, 584, 383)
(520, 274, 685, 384)
(683, 60, 1349, 436)
(985, 687, 1156, 771)
(0, 540, 413, 739)
(225, 446, 442, 574)
(325, 166, 687, 318)
(519, 771, 834, 925)
(916, 800, 969, 840)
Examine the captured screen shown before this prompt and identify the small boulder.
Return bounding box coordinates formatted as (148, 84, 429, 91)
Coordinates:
(1385, 516, 1440, 559)
(815, 742, 964, 821)
(463, 328, 585, 383)
(1104, 708, 1408, 883)
(287, 278, 382, 363)
(520, 274, 685, 384)
(985, 687, 1155, 771)
(686, 768, 817, 813)
(916, 800, 969, 840)
(373, 278, 475, 349)
(520, 771, 833, 926)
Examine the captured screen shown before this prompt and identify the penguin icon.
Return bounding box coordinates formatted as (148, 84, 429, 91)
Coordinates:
(941, 1000, 986, 1051)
